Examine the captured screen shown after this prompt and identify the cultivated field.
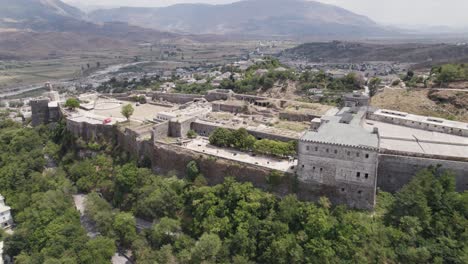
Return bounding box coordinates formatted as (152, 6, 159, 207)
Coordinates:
(0, 41, 293, 91)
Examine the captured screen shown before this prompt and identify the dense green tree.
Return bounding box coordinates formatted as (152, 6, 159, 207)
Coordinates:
(368, 77, 382, 97)
(191, 233, 222, 263)
(121, 104, 134, 121)
(113, 212, 137, 248)
(79, 237, 116, 264)
(186, 160, 200, 182)
(0, 118, 466, 264)
(149, 217, 182, 248)
(64, 98, 80, 110)
(209, 127, 233, 147)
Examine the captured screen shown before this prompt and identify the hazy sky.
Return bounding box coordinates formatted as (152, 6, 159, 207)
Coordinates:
(65, 0, 468, 27)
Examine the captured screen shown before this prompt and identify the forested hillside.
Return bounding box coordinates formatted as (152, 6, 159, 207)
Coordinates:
(0, 116, 467, 263)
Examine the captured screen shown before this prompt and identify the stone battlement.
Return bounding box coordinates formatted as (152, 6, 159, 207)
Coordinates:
(30, 92, 468, 210)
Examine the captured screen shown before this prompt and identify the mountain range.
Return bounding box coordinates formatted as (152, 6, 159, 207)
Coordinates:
(88, 0, 387, 38)
(281, 41, 468, 64)
(0, 0, 391, 40)
(0, 0, 178, 59)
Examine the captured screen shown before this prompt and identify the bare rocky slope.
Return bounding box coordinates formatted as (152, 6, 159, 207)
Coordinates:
(281, 41, 468, 63)
(89, 0, 388, 38)
(0, 0, 178, 59)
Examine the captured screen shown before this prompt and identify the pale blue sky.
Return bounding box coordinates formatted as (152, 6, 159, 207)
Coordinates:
(65, 0, 468, 27)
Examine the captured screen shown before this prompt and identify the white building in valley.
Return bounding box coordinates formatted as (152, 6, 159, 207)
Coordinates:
(0, 195, 13, 230)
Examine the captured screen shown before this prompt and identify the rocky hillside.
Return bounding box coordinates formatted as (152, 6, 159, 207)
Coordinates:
(0, 0, 86, 30)
(371, 88, 468, 122)
(89, 0, 386, 38)
(281, 41, 468, 63)
(0, 0, 178, 59)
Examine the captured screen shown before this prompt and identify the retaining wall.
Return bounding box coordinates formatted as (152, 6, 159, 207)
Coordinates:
(153, 122, 169, 142)
(367, 111, 468, 137)
(377, 154, 468, 192)
(212, 102, 245, 113)
(66, 118, 116, 142)
(191, 120, 297, 142)
(169, 116, 198, 138)
(279, 111, 319, 122)
(152, 92, 202, 104)
(205, 91, 232, 102)
(31, 99, 50, 126)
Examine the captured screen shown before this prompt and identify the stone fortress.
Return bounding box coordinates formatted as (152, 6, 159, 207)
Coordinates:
(31, 89, 468, 210)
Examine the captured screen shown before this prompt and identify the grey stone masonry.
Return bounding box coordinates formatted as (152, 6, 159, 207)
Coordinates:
(297, 107, 379, 209)
(31, 99, 50, 126)
(367, 108, 468, 137)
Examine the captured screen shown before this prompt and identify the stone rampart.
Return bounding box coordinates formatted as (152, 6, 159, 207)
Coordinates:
(66, 118, 116, 142)
(152, 92, 202, 104)
(150, 143, 293, 195)
(169, 116, 198, 138)
(31, 99, 50, 126)
(367, 110, 468, 137)
(205, 90, 233, 102)
(279, 111, 319, 122)
(212, 102, 245, 113)
(153, 122, 170, 142)
(117, 127, 154, 162)
(149, 142, 376, 209)
(191, 120, 297, 142)
(377, 154, 468, 193)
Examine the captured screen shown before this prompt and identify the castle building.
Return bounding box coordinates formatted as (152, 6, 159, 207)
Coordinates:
(297, 107, 379, 209)
(0, 195, 13, 229)
(29, 90, 468, 210)
(297, 93, 468, 209)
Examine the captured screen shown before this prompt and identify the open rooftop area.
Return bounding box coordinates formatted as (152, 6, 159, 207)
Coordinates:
(365, 120, 468, 159)
(185, 138, 297, 172)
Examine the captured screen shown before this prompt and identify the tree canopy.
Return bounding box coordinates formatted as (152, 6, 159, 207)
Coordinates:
(64, 98, 80, 110)
(121, 104, 134, 120)
(209, 127, 296, 157)
(0, 118, 466, 264)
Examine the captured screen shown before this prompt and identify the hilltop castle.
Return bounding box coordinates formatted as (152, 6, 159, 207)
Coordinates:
(31, 90, 468, 210)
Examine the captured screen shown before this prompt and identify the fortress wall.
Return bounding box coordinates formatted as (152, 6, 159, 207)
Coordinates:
(297, 142, 379, 210)
(367, 112, 468, 137)
(296, 181, 376, 210)
(152, 92, 202, 104)
(66, 119, 116, 142)
(378, 154, 468, 192)
(205, 91, 232, 102)
(212, 102, 245, 113)
(234, 94, 269, 102)
(31, 99, 50, 126)
(191, 121, 297, 142)
(250, 130, 297, 142)
(191, 121, 219, 137)
(153, 122, 169, 142)
(150, 143, 292, 193)
(150, 143, 374, 209)
(169, 117, 198, 138)
(64, 114, 375, 209)
(117, 127, 141, 158)
(48, 106, 61, 123)
(116, 128, 154, 163)
(279, 111, 319, 122)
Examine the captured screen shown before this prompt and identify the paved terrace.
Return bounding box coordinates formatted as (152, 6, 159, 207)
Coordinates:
(67, 111, 126, 125)
(184, 138, 297, 173)
(365, 120, 468, 159)
(372, 109, 468, 130)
